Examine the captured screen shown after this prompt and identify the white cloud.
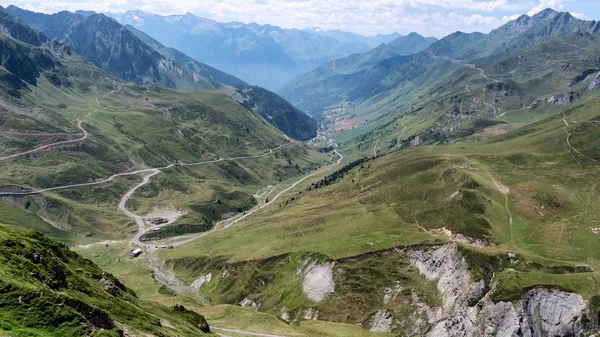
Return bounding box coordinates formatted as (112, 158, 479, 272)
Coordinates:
(0, 0, 590, 38)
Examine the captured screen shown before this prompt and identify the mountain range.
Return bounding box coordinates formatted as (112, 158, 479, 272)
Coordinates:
(2, 3, 600, 337)
(108, 10, 433, 90)
(6, 5, 318, 141)
(280, 8, 600, 139)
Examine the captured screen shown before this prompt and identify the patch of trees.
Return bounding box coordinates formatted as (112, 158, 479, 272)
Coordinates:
(309, 157, 371, 190)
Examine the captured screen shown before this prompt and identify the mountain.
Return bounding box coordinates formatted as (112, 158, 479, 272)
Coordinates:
(0, 7, 326, 240)
(1, 5, 600, 337)
(0, 5, 47, 46)
(0, 225, 212, 335)
(5, 6, 223, 91)
(108, 11, 400, 90)
(305, 28, 402, 48)
(279, 33, 437, 117)
(6, 6, 317, 140)
(156, 89, 600, 337)
(124, 24, 318, 140)
(280, 9, 600, 127)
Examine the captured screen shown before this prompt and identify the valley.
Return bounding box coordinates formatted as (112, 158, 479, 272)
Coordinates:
(1, 3, 600, 337)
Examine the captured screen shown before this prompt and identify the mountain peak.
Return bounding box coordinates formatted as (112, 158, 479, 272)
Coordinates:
(532, 8, 559, 20)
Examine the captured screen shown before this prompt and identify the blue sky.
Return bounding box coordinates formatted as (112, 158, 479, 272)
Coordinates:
(2, 0, 599, 38)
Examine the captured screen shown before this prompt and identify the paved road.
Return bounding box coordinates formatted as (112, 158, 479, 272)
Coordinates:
(0, 141, 292, 197)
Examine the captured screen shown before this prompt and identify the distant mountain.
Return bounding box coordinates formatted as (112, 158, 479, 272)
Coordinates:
(305, 28, 402, 48)
(125, 24, 317, 140)
(0, 5, 47, 46)
(6, 6, 221, 91)
(279, 33, 437, 116)
(109, 11, 400, 90)
(280, 8, 600, 121)
(7, 6, 317, 140)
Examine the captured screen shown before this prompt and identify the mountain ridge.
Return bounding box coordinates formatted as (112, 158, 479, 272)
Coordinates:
(279, 8, 600, 122)
(6, 5, 318, 140)
(108, 10, 408, 90)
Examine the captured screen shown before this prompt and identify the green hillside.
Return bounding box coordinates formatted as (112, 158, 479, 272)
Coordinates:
(2, 4, 600, 337)
(154, 95, 600, 333)
(0, 17, 327, 242)
(0, 225, 213, 336)
(7, 6, 318, 141)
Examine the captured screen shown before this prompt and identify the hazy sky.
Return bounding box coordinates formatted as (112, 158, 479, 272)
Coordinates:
(2, 0, 599, 38)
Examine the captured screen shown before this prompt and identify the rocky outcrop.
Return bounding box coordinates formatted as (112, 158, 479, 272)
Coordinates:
(589, 72, 600, 90)
(190, 272, 212, 291)
(520, 288, 586, 337)
(301, 260, 335, 302)
(369, 309, 394, 332)
(239, 297, 261, 310)
(408, 244, 594, 337)
(548, 92, 576, 105)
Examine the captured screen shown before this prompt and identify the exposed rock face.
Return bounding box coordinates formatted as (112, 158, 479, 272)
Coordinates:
(408, 244, 593, 337)
(190, 272, 212, 291)
(548, 93, 576, 105)
(301, 261, 335, 302)
(369, 309, 394, 332)
(99, 277, 116, 295)
(589, 72, 600, 90)
(520, 288, 586, 337)
(239, 297, 261, 310)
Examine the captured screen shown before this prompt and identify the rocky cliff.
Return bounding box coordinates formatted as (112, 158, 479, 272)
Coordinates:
(408, 244, 594, 337)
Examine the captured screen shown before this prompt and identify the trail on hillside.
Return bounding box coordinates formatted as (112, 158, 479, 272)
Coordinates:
(373, 140, 379, 157)
(0, 85, 122, 162)
(466, 64, 500, 83)
(112, 138, 342, 308)
(213, 327, 288, 337)
(492, 179, 513, 245)
(562, 113, 599, 165)
(0, 139, 292, 197)
(148, 147, 344, 248)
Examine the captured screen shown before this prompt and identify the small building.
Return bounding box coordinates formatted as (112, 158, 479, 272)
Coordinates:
(130, 248, 142, 258)
(148, 217, 168, 225)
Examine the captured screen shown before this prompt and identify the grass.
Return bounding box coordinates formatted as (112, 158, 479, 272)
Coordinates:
(0, 57, 328, 240)
(157, 97, 600, 318)
(0, 225, 212, 336)
(0, 201, 78, 245)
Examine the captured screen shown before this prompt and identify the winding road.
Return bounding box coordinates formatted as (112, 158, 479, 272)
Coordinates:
(0, 87, 121, 162)
(0, 140, 292, 197)
(213, 327, 287, 337)
(1, 92, 345, 336)
(126, 147, 344, 249)
(466, 64, 500, 83)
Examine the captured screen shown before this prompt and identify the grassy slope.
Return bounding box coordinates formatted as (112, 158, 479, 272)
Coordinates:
(74, 241, 398, 337)
(0, 225, 213, 336)
(0, 36, 327, 242)
(158, 97, 600, 309)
